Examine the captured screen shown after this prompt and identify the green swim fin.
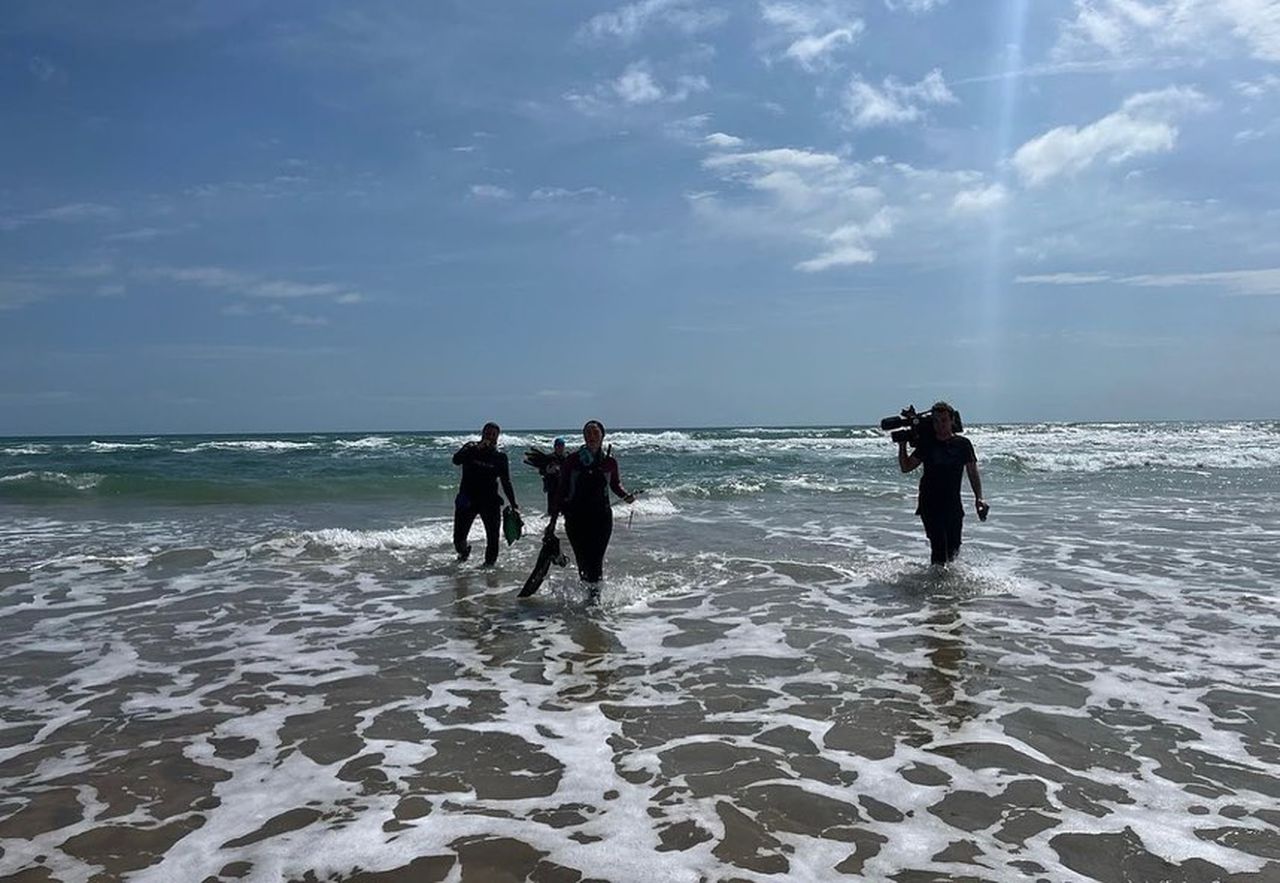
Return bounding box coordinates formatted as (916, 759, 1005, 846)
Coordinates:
(503, 506, 524, 545)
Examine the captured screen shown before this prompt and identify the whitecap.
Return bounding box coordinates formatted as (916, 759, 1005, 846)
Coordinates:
(177, 440, 318, 453)
(334, 436, 395, 450)
(0, 470, 104, 490)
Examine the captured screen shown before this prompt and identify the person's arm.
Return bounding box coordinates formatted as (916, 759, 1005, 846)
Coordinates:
(452, 442, 475, 466)
(898, 440, 920, 473)
(608, 460, 634, 503)
(499, 454, 518, 510)
(966, 458, 985, 510)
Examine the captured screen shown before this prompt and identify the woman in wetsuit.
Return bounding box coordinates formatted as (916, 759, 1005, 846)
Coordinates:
(545, 420, 634, 585)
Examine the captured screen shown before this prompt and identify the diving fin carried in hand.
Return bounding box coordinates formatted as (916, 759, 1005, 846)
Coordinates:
(518, 531, 569, 598)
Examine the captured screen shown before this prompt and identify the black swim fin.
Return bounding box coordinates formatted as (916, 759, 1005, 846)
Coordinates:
(519, 532, 568, 597)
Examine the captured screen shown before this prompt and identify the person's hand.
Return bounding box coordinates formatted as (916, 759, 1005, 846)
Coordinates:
(624, 494, 635, 504)
(976, 499, 989, 521)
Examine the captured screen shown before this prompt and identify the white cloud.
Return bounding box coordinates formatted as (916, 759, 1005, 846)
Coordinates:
(35, 203, 117, 222)
(884, 0, 948, 11)
(529, 187, 608, 201)
(760, 1, 866, 70)
(185, 175, 311, 200)
(796, 208, 898, 271)
(952, 184, 1009, 214)
(0, 279, 49, 310)
(1123, 268, 1280, 295)
(569, 63, 710, 112)
(1011, 86, 1210, 186)
(614, 64, 665, 103)
(697, 144, 998, 272)
(144, 266, 362, 303)
(470, 184, 514, 200)
(613, 62, 709, 104)
(1233, 73, 1280, 98)
(104, 227, 170, 242)
(664, 114, 713, 141)
(251, 280, 347, 299)
(785, 25, 863, 68)
(1016, 267, 1280, 295)
(1234, 127, 1273, 142)
(1055, 0, 1280, 64)
(1, 201, 117, 231)
(705, 132, 745, 148)
(705, 147, 843, 171)
(580, 0, 728, 42)
(843, 69, 956, 127)
(1015, 272, 1115, 284)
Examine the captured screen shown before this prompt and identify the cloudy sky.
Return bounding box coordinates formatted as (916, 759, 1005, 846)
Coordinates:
(3, 0, 1279, 434)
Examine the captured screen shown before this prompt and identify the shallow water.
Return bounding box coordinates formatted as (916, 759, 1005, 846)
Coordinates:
(1, 424, 1278, 881)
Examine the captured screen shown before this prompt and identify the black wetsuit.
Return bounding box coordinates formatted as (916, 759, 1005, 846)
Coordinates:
(539, 453, 566, 514)
(452, 443, 517, 565)
(551, 449, 629, 584)
(915, 435, 976, 565)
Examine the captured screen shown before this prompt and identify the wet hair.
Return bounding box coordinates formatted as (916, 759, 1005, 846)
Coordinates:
(481, 421, 501, 436)
(553, 437, 566, 446)
(583, 420, 605, 438)
(931, 402, 955, 418)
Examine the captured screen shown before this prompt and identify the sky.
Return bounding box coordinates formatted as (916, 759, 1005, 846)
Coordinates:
(2, 0, 1279, 435)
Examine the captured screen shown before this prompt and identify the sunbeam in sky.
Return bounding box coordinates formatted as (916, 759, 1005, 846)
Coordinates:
(974, 0, 1031, 406)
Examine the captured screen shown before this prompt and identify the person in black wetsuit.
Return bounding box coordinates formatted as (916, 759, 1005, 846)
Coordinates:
(539, 437, 567, 514)
(452, 421, 519, 566)
(897, 402, 987, 565)
(545, 420, 634, 585)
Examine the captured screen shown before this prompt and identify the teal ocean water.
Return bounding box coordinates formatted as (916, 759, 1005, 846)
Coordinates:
(2, 423, 1278, 881)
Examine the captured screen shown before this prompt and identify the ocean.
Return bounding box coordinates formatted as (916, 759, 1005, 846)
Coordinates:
(1, 423, 1278, 882)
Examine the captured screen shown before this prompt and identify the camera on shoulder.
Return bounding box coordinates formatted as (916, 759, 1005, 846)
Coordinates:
(879, 404, 963, 449)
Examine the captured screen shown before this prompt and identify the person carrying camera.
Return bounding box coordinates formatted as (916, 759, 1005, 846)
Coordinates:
(536, 437, 568, 514)
(897, 401, 987, 565)
(452, 421, 519, 566)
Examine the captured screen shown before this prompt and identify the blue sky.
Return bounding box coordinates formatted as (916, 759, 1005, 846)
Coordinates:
(2, 0, 1279, 434)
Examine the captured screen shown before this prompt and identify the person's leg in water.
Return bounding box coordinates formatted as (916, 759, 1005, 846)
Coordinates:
(921, 511, 949, 566)
(943, 510, 963, 562)
(584, 511, 613, 583)
(922, 509, 964, 565)
(479, 503, 502, 566)
(565, 509, 612, 583)
(564, 516, 590, 581)
(453, 498, 478, 561)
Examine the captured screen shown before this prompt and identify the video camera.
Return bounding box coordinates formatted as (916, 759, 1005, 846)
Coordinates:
(880, 405, 963, 450)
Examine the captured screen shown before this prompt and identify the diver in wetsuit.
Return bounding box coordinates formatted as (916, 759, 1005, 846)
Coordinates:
(545, 421, 634, 585)
(530, 437, 567, 514)
(452, 421, 519, 566)
(898, 402, 986, 565)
